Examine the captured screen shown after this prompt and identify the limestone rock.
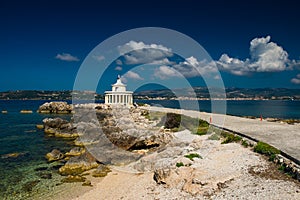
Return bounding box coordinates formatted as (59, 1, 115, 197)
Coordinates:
(20, 110, 33, 114)
(153, 168, 171, 184)
(45, 149, 64, 162)
(43, 117, 78, 138)
(37, 101, 73, 114)
(59, 152, 99, 175)
(65, 147, 86, 157)
(92, 165, 111, 177)
(61, 175, 86, 183)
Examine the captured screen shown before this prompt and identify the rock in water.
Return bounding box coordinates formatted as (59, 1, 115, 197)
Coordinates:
(59, 152, 99, 175)
(45, 149, 64, 162)
(61, 175, 86, 183)
(37, 101, 73, 114)
(43, 117, 78, 138)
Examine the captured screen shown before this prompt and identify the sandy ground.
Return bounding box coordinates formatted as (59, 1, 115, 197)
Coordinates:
(68, 132, 300, 200)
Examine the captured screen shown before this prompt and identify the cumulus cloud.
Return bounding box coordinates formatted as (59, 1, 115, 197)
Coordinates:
(118, 41, 173, 65)
(217, 36, 299, 75)
(92, 55, 105, 61)
(115, 66, 122, 71)
(154, 57, 217, 79)
(55, 53, 79, 62)
(154, 65, 181, 80)
(116, 59, 122, 65)
(123, 71, 144, 80)
(291, 74, 300, 84)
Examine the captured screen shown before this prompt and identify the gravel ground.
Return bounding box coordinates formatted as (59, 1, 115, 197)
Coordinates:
(72, 131, 300, 200)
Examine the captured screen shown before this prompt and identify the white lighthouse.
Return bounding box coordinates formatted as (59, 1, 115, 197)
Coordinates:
(104, 75, 133, 105)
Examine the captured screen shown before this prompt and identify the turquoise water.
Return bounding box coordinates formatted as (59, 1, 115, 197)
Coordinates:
(0, 100, 72, 199)
(0, 99, 299, 199)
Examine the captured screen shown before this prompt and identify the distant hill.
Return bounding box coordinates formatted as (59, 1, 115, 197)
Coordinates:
(0, 88, 299, 100)
(134, 87, 300, 100)
(0, 90, 104, 100)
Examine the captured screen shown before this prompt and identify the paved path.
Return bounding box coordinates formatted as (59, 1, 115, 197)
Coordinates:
(145, 106, 300, 165)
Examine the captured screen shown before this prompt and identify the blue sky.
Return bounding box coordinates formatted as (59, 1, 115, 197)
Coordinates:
(0, 0, 300, 93)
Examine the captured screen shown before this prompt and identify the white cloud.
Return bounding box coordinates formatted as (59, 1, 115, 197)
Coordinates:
(118, 41, 173, 65)
(116, 59, 122, 65)
(123, 71, 144, 80)
(217, 36, 299, 75)
(115, 66, 122, 71)
(55, 53, 79, 62)
(154, 65, 181, 80)
(291, 74, 300, 84)
(214, 75, 221, 80)
(92, 55, 105, 61)
(154, 57, 218, 80)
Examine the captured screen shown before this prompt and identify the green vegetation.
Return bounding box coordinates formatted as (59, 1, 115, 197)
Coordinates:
(158, 112, 209, 134)
(184, 153, 202, 161)
(176, 162, 184, 167)
(221, 131, 242, 144)
(241, 140, 249, 148)
(254, 141, 280, 161)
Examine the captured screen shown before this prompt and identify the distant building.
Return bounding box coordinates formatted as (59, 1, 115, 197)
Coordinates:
(104, 75, 133, 105)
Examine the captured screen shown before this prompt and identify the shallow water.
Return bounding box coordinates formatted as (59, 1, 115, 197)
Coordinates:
(0, 100, 72, 199)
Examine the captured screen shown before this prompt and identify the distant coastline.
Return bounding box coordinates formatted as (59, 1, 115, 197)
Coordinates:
(0, 88, 300, 101)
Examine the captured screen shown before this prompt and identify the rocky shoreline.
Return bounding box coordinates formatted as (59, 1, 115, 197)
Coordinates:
(35, 101, 299, 199)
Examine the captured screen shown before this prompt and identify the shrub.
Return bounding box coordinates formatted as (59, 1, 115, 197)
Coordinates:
(242, 140, 249, 148)
(176, 162, 184, 167)
(194, 127, 209, 135)
(254, 141, 280, 161)
(221, 132, 242, 144)
(184, 153, 202, 161)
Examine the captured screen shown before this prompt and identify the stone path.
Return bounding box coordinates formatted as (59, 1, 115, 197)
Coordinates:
(145, 106, 300, 165)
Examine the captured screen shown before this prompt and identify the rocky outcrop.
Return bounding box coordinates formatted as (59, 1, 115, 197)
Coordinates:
(45, 149, 64, 162)
(37, 101, 73, 114)
(92, 164, 111, 177)
(65, 147, 86, 157)
(153, 168, 171, 184)
(97, 105, 172, 151)
(58, 152, 99, 175)
(43, 117, 78, 138)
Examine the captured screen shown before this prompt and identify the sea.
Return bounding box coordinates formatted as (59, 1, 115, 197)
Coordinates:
(0, 99, 299, 199)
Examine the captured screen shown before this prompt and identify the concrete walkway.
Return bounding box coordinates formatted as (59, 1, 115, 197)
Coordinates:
(145, 106, 300, 165)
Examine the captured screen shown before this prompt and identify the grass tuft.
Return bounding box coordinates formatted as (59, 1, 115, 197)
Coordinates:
(254, 141, 280, 161)
(184, 153, 202, 161)
(176, 162, 184, 167)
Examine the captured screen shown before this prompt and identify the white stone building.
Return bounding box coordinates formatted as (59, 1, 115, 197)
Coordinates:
(104, 75, 133, 105)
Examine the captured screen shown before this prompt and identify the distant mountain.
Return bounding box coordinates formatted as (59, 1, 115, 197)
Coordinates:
(134, 87, 300, 100)
(0, 90, 104, 100)
(0, 88, 299, 100)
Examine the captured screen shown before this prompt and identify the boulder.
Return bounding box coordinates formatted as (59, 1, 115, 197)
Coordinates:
(153, 168, 171, 184)
(36, 124, 44, 129)
(20, 110, 33, 114)
(92, 164, 111, 177)
(61, 175, 86, 183)
(43, 118, 78, 138)
(82, 180, 92, 186)
(45, 149, 64, 162)
(37, 101, 73, 114)
(59, 152, 99, 175)
(65, 147, 86, 157)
